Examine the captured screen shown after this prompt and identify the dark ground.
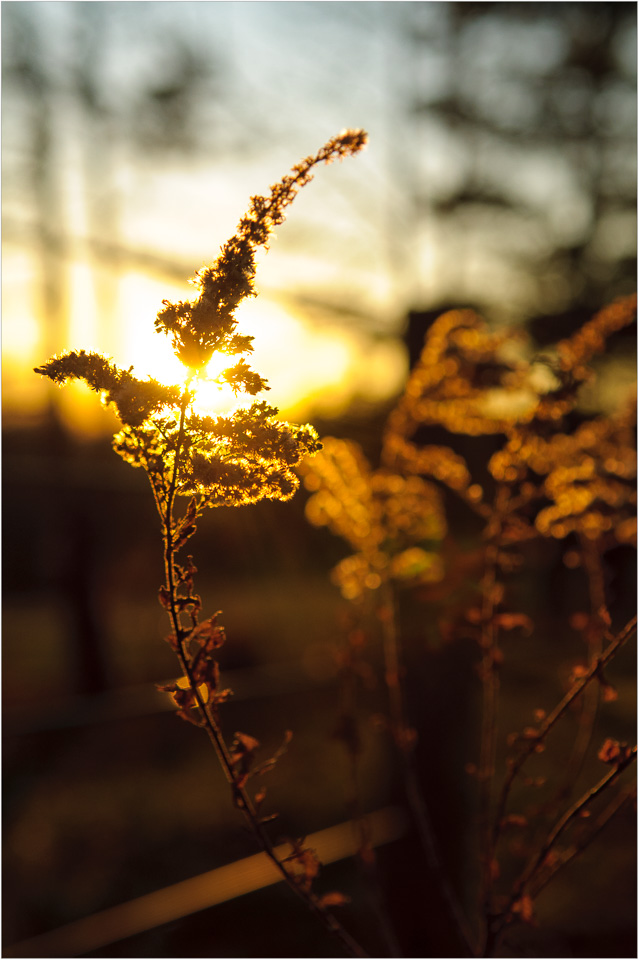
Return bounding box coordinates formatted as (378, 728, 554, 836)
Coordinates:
(3, 413, 636, 958)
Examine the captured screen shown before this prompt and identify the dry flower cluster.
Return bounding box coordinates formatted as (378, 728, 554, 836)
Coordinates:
(35, 131, 369, 960)
(300, 295, 636, 955)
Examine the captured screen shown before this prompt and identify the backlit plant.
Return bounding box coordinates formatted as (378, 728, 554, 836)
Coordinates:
(35, 129, 369, 958)
(300, 297, 637, 956)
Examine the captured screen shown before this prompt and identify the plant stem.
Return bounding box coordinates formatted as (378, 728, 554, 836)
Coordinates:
(528, 784, 636, 899)
(379, 583, 475, 956)
(476, 485, 510, 952)
(552, 536, 608, 804)
(491, 615, 637, 843)
(158, 386, 369, 959)
(482, 617, 637, 955)
(340, 624, 403, 958)
(492, 746, 637, 948)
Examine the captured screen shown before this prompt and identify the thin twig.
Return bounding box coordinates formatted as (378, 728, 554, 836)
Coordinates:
(504, 747, 637, 921)
(477, 485, 511, 951)
(348, 764, 404, 958)
(551, 536, 608, 804)
(529, 784, 636, 900)
(340, 623, 403, 958)
(491, 615, 637, 843)
(483, 750, 636, 956)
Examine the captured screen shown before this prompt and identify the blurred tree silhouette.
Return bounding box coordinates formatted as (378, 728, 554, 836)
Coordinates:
(5, 2, 634, 384)
(409, 2, 636, 320)
(2, 2, 222, 372)
(2, 2, 224, 694)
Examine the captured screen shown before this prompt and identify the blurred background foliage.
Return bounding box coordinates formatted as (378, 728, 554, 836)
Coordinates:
(2, 3, 636, 957)
(3, 2, 637, 427)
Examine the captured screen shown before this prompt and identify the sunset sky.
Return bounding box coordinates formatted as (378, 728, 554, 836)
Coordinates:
(3, 2, 635, 433)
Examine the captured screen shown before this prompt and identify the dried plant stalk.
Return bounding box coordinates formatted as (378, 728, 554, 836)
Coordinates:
(301, 297, 636, 957)
(36, 130, 369, 959)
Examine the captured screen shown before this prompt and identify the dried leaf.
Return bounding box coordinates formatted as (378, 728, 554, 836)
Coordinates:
(156, 683, 202, 725)
(174, 523, 197, 551)
(158, 586, 172, 610)
(502, 814, 528, 829)
(494, 612, 534, 634)
(317, 891, 351, 908)
(188, 614, 226, 651)
(602, 683, 619, 703)
(598, 738, 632, 765)
(512, 894, 535, 924)
(191, 650, 220, 689)
(252, 730, 293, 778)
(177, 555, 198, 589)
(211, 687, 233, 705)
(230, 731, 261, 767)
(259, 813, 279, 825)
(283, 842, 321, 892)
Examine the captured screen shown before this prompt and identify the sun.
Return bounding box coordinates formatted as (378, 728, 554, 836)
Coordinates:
(189, 352, 244, 417)
(119, 274, 245, 417)
(109, 272, 406, 428)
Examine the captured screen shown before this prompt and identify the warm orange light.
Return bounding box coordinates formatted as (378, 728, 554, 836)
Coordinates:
(8, 250, 406, 435)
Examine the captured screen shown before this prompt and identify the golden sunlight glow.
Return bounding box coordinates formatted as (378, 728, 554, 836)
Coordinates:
(191, 350, 247, 417)
(7, 247, 406, 436)
(120, 272, 190, 384)
(118, 272, 248, 416)
(234, 297, 353, 417)
(68, 262, 99, 352)
(114, 272, 404, 422)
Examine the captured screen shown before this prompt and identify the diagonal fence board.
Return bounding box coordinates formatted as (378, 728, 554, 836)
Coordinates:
(5, 806, 407, 958)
